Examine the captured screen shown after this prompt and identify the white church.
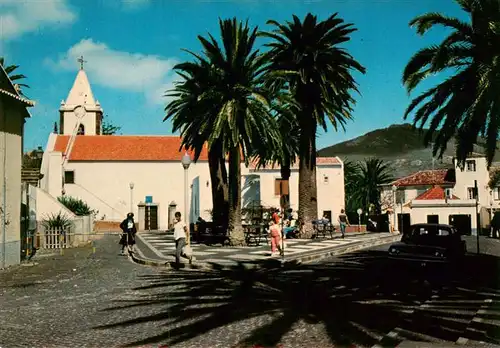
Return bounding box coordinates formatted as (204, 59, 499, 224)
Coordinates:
(39, 65, 346, 231)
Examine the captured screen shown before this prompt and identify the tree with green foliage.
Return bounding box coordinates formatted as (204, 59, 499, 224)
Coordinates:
(101, 115, 122, 135)
(165, 50, 229, 229)
(250, 92, 300, 207)
(403, 0, 500, 167)
(166, 18, 279, 245)
(345, 158, 394, 215)
(0, 57, 29, 96)
(261, 13, 366, 236)
(57, 196, 97, 216)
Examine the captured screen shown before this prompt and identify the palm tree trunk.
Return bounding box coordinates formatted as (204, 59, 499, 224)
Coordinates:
(280, 162, 291, 210)
(208, 141, 228, 227)
(298, 120, 318, 238)
(227, 146, 245, 245)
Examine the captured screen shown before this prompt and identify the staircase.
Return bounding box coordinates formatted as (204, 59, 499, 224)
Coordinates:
(21, 168, 42, 187)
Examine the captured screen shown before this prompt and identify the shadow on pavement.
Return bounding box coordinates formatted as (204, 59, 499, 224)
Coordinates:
(94, 250, 500, 347)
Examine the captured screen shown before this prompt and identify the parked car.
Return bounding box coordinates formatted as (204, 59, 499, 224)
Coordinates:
(388, 223, 466, 265)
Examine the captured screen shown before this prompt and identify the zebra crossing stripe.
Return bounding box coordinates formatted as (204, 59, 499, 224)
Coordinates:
(136, 234, 170, 260)
(457, 298, 494, 345)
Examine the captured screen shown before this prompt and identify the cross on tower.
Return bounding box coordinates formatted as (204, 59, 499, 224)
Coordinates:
(77, 55, 87, 70)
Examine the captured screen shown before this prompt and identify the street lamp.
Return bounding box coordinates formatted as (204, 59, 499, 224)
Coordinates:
(181, 152, 191, 230)
(129, 182, 134, 213)
(357, 208, 363, 232)
(391, 185, 397, 233)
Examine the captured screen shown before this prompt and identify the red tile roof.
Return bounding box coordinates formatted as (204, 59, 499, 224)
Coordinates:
(247, 157, 341, 170)
(414, 186, 459, 200)
(54, 135, 209, 161)
(391, 169, 454, 187)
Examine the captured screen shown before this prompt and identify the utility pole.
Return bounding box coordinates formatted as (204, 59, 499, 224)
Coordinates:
(475, 180, 480, 254)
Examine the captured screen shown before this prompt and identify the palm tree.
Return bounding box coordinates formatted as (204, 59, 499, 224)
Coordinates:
(251, 92, 300, 210)
(168, 18, 279, 245)
(403, 0, 500, 167)
(0, 57, 29, 95)
(343, 160, 362, 213)
(261, 13, 366, 237)
(165, 58, 229, 229)
(349, 158, 393, 215)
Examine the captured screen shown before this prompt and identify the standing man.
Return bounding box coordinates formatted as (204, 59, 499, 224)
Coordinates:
(173, 211, 189, 268)
(338, 209, 350, 239)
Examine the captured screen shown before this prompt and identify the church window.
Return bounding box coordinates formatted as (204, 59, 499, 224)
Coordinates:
(77, 124, 85, 135)
(64, 171, 75, 184)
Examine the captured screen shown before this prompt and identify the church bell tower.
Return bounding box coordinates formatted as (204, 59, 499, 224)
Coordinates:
(59, 56, 103, 136)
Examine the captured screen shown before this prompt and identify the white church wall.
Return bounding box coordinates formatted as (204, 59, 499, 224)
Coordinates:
(40, 133, 58, 190)
(33, 186, 76, 227)
(61, 160, 212, 229)
(47, 160, 345, 229)
(47, 152, 63, 198)
(246, 162, 345, 221)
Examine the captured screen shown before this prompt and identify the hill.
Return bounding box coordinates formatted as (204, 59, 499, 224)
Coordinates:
(318, 124, 458, 178)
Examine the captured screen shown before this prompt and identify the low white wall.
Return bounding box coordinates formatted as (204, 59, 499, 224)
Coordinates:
(33, 187, 94, 245)
(33, 187, 76, 225)
(72, 215, 94, 245)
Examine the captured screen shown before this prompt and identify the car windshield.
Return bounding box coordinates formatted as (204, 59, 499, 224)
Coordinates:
(404, 225, 454, 241)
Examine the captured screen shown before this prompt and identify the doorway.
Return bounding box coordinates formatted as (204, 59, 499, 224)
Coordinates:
(449, 214, 472, 235)
(397, 213, 411, 234)
(145, 205, 158, 230)
(427, 215, 439, 224)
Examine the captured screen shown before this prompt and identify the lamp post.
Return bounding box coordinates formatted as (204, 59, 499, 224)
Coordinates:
(474, 180, 480, 254)
(490, 191, 494, 238)
(391, 185, 397, 233)
(34, 146, 43, 167)
(357, 208, 362, 232)
(129, 182, 134, 213)
(181, 153, 191, 235)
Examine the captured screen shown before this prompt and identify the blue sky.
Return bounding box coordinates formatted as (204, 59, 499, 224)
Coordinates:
(1, 0, 465, 151)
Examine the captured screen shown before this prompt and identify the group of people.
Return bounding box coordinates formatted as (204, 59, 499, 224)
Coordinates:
(119, 208, 353, 262)
(266, 208, 351, 256)
(119, 211, 191, 268)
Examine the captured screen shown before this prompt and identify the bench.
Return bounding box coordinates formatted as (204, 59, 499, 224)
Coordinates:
(313, 220, 335, 239)
(244, 224, 269, 246)
(193, 222, 230, 246)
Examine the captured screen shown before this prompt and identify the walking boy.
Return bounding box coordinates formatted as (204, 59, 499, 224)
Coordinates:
(173, 212, 191, 267)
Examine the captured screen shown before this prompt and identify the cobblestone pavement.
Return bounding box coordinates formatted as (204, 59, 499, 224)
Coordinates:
(1, 235, 500, 348)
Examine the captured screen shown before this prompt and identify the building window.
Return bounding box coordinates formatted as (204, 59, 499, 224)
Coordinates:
(64, 170, 75, 184)
(467, 187, 477, 200)
(466, 160, 476, 172)
(274, 178, 289, 196)
(494, 188, 500, 200)
(323, 175, 329, 184)
(77, 124, 85, 135)
(445, 188, 453, 198)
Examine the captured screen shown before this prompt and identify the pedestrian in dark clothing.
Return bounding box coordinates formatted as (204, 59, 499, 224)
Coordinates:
(119, 212, 137, 255)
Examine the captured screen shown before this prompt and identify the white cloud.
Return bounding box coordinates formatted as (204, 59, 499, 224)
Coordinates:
(0, 0, 76, 40)
(121, 0, 150, 10)
(46, 38, 179, 106)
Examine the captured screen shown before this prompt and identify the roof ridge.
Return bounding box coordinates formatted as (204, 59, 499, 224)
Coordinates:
(393, 170, 423, 184)
(57, 134, 182, 137)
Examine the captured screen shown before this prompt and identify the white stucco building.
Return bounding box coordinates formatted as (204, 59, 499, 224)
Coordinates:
(0, 64, 35, 267)
(381, 155, 500, 236)
(39, 67, 345, 231)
